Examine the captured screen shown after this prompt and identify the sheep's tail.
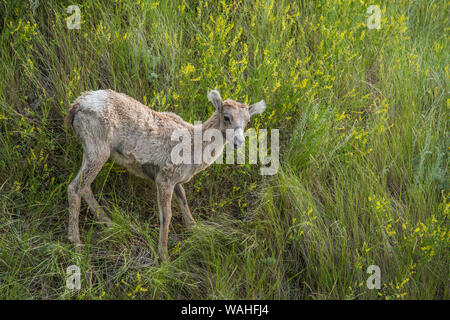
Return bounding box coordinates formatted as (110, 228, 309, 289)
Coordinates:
(65, 100, 80, 130)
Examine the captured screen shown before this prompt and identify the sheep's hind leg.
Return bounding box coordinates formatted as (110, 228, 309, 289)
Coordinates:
(82, 187, 113, 226)
(67, 148, 111, 246)
(78, 148, 112, 225)
(68, 173, 82, 246)
(174, 184, 195, 227)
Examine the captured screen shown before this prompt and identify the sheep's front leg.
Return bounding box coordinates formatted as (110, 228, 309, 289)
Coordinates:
(156, 180, 174, 261)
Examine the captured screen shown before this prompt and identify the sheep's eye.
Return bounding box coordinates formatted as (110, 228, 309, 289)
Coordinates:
(224, 115, 232, 124)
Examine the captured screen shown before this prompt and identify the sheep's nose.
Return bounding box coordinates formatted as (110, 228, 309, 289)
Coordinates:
(234, 142, 238, 149)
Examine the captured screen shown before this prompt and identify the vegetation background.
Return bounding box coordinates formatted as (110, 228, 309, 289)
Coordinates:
(0, 0, 448, 299)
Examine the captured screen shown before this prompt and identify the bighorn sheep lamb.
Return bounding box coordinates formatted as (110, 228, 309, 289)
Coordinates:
(65, 89, 266, 260)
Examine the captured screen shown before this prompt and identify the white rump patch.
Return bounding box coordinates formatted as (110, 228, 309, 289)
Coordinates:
(80, 90, 109, 112)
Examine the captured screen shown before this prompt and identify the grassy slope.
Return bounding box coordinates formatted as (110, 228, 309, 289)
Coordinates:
(0, 0, 448, 299)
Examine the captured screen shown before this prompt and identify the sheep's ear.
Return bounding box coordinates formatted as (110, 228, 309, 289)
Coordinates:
(207, 90, 223, 110)
(249, 100, 266, 117)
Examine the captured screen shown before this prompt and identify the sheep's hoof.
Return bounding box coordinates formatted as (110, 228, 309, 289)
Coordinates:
(183, 218, 196, 227)
(68, 233, 79, 244)
(100, 216, 113, 227)
(158, 248, 170, 263)
(68, 233, 83, 251)
(96, 210, 113, 227)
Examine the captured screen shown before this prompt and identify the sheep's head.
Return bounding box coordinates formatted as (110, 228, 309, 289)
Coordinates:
(207, 90, 266, 149)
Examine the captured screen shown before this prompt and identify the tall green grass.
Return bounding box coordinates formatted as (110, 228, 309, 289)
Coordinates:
(0, 0, 448, 299)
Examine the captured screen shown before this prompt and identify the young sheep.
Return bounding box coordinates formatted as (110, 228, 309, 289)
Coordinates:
(65, 89, 266, 260)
